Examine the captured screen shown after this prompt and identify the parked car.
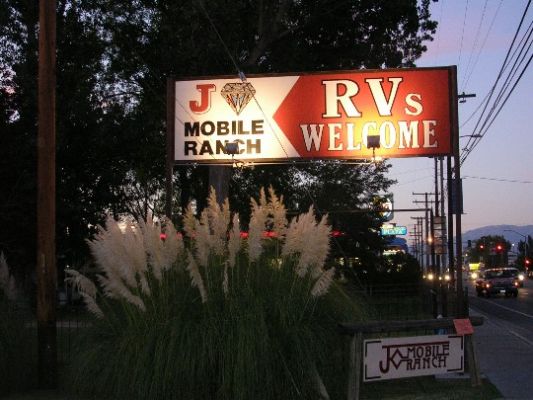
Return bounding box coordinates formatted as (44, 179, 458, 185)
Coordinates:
(475, 267, 519, 297)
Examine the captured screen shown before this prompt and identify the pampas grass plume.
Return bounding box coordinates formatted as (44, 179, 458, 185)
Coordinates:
(65, 269, 104, 317)
(282, 207, 331, 278)
(96, 272, 146, 311)
(183, 203, 198, 239)
(227, 214, 241, 268)
(186, 251, 207, 303)
(247, 189, 268, 262)
(195, 210, 211, 267)
(311, 268, 335, 297)
(161, 219, 182, 269)
(139, 215, 165, 281)
(206, 188, 231, 257)
(65, 269, 97, 299)
(0, 252, 18, 301)
(267, 186, 287, 239)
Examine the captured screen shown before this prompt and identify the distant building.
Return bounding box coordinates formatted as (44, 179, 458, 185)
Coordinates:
(385, 237, 409, 255)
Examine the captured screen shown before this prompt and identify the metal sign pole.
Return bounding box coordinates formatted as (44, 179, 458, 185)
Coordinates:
(166, 78, 175, 219)
(450, 67, 464, 316)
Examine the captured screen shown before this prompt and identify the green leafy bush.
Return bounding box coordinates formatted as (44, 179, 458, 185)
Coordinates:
(68, 189, 363, 400)
(0, 253, 35, 395)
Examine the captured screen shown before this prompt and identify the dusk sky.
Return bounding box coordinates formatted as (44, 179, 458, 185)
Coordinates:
(389, 0, 532, 237)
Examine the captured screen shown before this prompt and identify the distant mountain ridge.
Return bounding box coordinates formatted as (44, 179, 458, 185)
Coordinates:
(463, 225, 533, 242)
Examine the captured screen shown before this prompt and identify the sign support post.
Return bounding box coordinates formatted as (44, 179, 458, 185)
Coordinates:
(347, 332, 363, 400)
(449, 66, 465, 317)
(166, 79, 175, 219)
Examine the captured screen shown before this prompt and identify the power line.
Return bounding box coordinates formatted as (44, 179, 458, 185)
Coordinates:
(462, 49, 532, 163)
(431, 0, 444, 65)
(462, 0, 531, 152)
(457, 0, 470, 69)
(461, 0, 532, 164)
(461, 0, 502, 91)
(463, 175, 533, 184)
(460, 0, 487, 92)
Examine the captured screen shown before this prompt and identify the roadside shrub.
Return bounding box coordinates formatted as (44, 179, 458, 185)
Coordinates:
(0, 253, 35, 396)
(68, 188, 363, 400)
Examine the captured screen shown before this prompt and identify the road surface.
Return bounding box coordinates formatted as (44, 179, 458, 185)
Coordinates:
(468, 277, 533, 399)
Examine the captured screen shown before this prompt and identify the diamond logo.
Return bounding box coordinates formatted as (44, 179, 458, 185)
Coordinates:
(220, 82, 256, 115)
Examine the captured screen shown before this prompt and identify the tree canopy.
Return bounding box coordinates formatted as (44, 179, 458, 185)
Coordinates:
(0, 0, 436, 287)
(468, 235, 511, 268)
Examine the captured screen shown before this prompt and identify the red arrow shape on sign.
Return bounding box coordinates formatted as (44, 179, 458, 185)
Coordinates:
(273, 69, 452, 160)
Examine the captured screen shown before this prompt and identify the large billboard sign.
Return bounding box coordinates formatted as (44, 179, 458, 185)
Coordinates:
(170, 67, 455, 163)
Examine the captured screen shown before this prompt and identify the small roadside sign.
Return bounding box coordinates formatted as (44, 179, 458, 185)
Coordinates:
(453, 319, 474, 336)
(381, 225, 407, 236)
(363, 334, 464, 381)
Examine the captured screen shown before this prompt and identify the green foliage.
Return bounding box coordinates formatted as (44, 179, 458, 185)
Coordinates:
(361, 376, 502, 400)
(69, 247, 362, 400)
(230, 161, 394, 265)
(0, 0, 436, 292)
(67, 191, 364, 399)
(0, 292, 35, 395)
(379, 252, 422, 283)
(468, 235, 511, 268)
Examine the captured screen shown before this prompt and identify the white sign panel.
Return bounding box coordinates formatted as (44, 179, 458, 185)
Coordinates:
(174, 76, 300, 163)
(363, 335, 464, 382)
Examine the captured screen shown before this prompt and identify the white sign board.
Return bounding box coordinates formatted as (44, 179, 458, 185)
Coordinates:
(363, 335, 464, 382)
(170, 67, 454, 163)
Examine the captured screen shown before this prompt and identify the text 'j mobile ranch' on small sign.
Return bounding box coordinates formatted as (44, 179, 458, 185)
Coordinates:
(170, 67, 456, 163)
(364, 335, 464, 382)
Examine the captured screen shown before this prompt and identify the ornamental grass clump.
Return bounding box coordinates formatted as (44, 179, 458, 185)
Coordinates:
(68, 188, 363, 400)
(0, 252, 34, 395)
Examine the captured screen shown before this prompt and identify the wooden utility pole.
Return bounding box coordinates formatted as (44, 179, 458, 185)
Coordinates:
(434, 157, 441, 275)
(412, 193, 435, 272)
(37, 0, 57, 388)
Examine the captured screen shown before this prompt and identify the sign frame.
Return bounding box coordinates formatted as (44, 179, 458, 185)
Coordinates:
(380, 225, 408, 236)
(363, 334, 464, 382)
(168, 66, 457, 165)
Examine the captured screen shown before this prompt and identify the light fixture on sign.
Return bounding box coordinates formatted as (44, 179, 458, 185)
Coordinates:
(225, 141, 245, 169)
(225, 141, 240, 155)
(367, 135, 381, 162)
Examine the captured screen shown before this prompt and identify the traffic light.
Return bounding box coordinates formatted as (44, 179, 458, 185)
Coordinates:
(479, 244, 485, 250)
(496, 244, 503, 252)
(526, 258, 531, 267)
